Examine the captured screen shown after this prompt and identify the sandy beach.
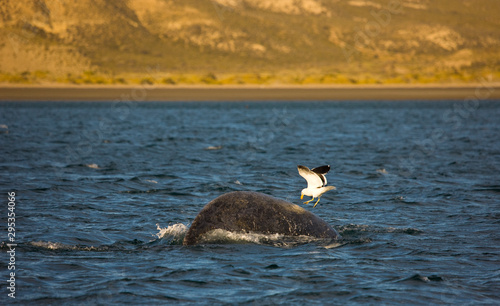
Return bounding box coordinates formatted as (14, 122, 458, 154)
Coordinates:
(1, 84, 499, 101)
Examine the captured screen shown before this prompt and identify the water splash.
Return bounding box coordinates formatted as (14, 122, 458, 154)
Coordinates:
(155, 223, 189, 245)
(29, 241, 109, 251)
(198, 229, 283, 245)
(197, 229, 335, 248)
(153, 224, 337, 248)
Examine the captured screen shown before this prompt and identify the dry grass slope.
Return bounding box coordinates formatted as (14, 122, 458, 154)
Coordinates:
(0, 0, 499, 85)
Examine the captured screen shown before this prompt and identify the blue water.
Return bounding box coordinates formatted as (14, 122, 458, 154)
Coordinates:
(1, 100, 499, 304)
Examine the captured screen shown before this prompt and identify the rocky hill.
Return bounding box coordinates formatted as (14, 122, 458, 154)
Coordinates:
(1, 0, 499, 85)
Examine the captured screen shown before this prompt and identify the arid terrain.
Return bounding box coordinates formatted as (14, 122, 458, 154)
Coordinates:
(1, 0, 499, 85)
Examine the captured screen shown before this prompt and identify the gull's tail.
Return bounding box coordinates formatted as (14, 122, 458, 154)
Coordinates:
(324, 186, 336, 191)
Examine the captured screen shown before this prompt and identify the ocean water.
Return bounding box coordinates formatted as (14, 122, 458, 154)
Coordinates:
(1, 100, 499, 304)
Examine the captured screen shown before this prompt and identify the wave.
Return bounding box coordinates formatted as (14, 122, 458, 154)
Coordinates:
(27, 241, 116, 252)
(155, 223, 338, 248)
(155, 223, 189, 245)
(12, 222, 411, 252)
(337, 224, 423, 236)
(154, 223, 290, 246)
(198, 229, 338, 248)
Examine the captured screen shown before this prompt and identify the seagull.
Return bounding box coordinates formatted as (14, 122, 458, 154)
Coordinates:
(298, 165, 336, 208)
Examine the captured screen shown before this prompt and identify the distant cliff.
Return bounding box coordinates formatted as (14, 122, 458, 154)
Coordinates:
(1, 0, 499, 85)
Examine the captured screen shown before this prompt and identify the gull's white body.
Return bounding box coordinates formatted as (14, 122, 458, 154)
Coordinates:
(301, 186, 335, 198)
(298, 165, 336, 207)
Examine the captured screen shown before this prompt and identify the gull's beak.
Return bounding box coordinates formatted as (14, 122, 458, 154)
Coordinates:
(300, 193, 304, 199)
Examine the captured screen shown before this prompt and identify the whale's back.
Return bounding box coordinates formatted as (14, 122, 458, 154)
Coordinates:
(183, 191, 339, 245)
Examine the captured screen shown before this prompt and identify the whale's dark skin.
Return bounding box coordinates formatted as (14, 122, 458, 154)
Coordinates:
(183, 191, 340, 245)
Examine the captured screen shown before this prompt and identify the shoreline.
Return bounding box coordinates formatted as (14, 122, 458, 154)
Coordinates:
(1, 84, 499, 101)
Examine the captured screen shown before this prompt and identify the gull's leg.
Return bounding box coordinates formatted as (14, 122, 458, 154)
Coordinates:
(303, 197, 314, 204)
(313, 197, 321, 208)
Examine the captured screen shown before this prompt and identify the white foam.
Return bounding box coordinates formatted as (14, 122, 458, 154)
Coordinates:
(198, 229, 323, 247)
(324, 242, 344, 249)
(205, 145, 223, 150)
(86, 163, 100, 169)
(30, 241, 68, 250)
(199, 229, 283, 245)
(29, 241, 100, 251)
(155, 223, 189, 244)
(376, 168, 388, 174)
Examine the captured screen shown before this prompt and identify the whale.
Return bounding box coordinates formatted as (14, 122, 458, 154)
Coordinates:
(183, 191, 340, 245)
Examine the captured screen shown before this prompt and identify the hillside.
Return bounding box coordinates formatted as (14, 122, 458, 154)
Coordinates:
(0, 0, 499, 85)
